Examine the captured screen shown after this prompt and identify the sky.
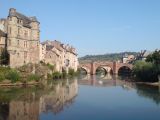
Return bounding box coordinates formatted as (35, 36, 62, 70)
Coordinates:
(0, 0, 160, 57)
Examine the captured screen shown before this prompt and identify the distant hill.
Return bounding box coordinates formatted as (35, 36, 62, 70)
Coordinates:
(79, 52, 139, 63)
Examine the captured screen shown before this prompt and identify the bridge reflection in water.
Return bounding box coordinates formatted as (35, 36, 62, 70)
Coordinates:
(78, 74, 135, 90)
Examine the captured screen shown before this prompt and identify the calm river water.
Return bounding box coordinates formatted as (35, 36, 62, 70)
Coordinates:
(0, 74, 160, 120)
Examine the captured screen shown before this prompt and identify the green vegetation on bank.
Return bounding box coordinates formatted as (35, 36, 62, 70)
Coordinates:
(0, 48, 9, 65)
(51, 68, 78, 79)
(133, 50, 160, 82)
(0, 61, 78, 85)
(0, 67, 20, 83)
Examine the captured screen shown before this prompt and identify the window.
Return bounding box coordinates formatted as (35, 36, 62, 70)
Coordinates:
(24, 31, 28, 37)
(24, 52, 27, 58)
(18, 27, 20, 36)
(9, 27, 12, 34)
(18, 19, 20, 23)
(8, 39, 11, 46)
(9, 17, 12, 21)
(17, 40, 19, 46)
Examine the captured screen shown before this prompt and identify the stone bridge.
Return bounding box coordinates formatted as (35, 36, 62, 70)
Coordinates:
(79, 61, 133, 75)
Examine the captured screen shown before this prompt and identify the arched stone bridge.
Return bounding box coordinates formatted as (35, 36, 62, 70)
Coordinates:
(79, 61, 133, 75)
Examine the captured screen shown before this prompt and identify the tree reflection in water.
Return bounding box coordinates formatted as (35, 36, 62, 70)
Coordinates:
(136, 84, 160, 105)
(0, 78, 78, 120)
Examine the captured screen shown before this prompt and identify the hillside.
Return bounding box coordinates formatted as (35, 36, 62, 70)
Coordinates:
(79, 52, 139, 63)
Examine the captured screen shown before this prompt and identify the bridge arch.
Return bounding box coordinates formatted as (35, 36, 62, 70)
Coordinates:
(79, 66, 90, 74)
(118, 65, 132, 75)
(95, 65, 113, 74)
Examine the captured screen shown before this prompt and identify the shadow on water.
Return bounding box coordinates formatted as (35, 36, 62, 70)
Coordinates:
(135, 84, 160, 105)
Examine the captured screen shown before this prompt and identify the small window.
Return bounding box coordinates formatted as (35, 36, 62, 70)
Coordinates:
(9, 39, 11, 46)
(18, 27, 20, 35)
(9, 27, 12, 34)
(17, 40, 19, 46)
(24, 31, 28, 37)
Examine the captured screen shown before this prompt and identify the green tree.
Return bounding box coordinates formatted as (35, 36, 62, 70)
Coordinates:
(146, 50, 160, 64)
(133, 61, 158, 82)
(0, 48, 9, 65)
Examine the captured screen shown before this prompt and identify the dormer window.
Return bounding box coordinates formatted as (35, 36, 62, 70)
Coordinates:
(18, 19, 21, 24)
(9, 17, 12, 21)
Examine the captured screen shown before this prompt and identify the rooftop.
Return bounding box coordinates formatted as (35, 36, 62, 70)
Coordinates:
(8, 8, 39, 28)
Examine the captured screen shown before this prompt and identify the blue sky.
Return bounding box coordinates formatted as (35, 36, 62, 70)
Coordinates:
(0, 0, 160, 56)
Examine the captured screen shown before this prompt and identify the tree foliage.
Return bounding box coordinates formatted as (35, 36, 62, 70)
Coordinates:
(146, 50, 160, 64)
(133, 50, 160, 82)
(0, 48, 9, 65)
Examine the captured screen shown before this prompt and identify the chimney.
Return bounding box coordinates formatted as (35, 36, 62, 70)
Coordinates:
(9, 8, 16, 14)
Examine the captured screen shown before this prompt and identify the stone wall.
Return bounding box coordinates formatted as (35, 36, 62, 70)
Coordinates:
(0, 8, 40, 68)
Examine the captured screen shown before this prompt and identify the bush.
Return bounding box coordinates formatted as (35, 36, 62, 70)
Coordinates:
(47, 63, 55, 72)
(68, 68, 75, 76)
(27, 74, 40, 82)
(62, 69, 67, 78)
(0, 48, 9, 65)
(52, 72, 62, 79)
(0, 67, 10, 74)
(133, 61, 158, 82)
(0, 73, 5, 82)
(5, 70, 20, 83)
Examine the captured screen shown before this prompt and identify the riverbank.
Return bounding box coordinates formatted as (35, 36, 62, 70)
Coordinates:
(0, 81, 40, 87)
(136, 82, 160, 87)
(0, 62, 78, 87)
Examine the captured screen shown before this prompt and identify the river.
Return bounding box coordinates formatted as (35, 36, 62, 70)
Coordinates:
(0, 74, 160, 120)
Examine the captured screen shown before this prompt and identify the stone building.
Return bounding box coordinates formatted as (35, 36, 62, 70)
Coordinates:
(0, 8, 40, 67)
(40, 40, 78, 72)
(122, 53, 135, 64)
(39, 43, 46, 61)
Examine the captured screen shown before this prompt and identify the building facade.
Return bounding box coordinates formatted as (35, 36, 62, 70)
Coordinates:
(0, 30, 6, 56)
(40, 40, 78, 72)
(0, 8, 40, 68)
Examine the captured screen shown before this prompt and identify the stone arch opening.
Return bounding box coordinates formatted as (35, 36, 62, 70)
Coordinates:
(78, 67, 88, 75)
(118, 66, 132, 75)
(95, 66, 113, 75)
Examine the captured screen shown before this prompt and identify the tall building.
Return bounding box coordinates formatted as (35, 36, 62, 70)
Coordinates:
(0, 8, 40, 68)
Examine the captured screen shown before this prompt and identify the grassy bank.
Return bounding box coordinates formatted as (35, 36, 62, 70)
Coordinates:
(0, 62, 79, 86)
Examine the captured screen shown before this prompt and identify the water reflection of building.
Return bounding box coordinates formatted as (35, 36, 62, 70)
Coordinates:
(0, 79, 78, 120)
(39, 79, 78, 114)
(9, 101, 39, 120)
